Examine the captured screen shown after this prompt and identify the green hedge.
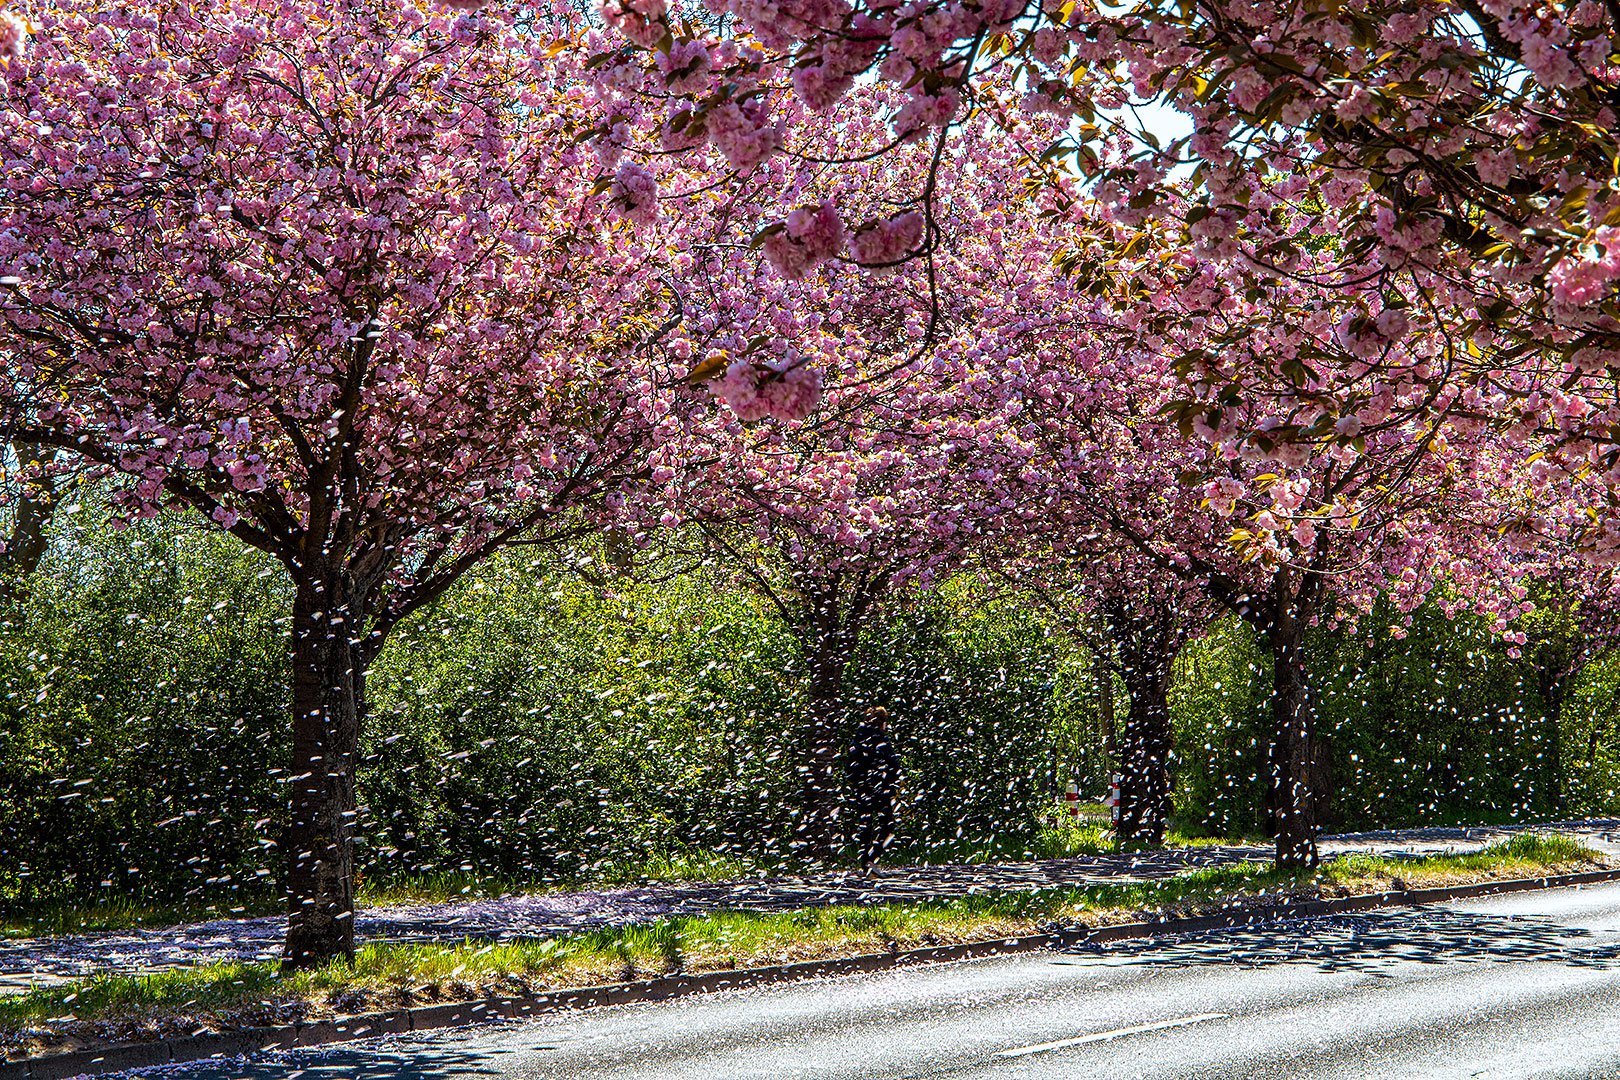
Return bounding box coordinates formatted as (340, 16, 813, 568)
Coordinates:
(4, 504, 1616, 910)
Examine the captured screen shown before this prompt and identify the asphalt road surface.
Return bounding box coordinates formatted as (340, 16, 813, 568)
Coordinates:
(142, 880, 1620, 1079)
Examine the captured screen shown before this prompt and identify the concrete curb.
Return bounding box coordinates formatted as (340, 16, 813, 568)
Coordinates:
(7, 867, 1620, 1079)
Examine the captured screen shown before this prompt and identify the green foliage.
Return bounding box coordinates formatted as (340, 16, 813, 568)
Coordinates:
(0, 511, 1084, 912)
(1561, 651, 1620, 815)
(1169, 618, 1271, 836)
(5, 499, 1619, 923)
(1315, 601, 1562, 828)
(358, 551, 805, 883)
(1168, 603, 1616, 836)
(0, 501, 288, 911)
(845, 582, 1069, 860)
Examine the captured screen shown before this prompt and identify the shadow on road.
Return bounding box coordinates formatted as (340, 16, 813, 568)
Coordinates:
(1064, 907, 1620, 975)
(165, 1038, 531, 1079)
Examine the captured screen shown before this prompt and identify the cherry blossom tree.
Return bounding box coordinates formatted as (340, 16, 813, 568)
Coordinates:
(1010, 546, 1216, 849)
(0, 0, 708, 967)
(987, 214, 1519, 865)
(643, 162, 1067, 858)
(673, 428, 1014, 858)
(589, 0, 1620, 554)
(590, 0, 1618, 351)
(597, 14, 1527, 863)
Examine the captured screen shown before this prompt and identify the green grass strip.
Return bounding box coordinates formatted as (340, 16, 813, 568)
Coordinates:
(0, 833, 1601, 1043)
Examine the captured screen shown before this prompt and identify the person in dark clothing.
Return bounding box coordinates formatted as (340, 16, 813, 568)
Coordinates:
(848, 707, 901, 875)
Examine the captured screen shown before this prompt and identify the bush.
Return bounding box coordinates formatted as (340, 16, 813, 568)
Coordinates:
(0, 503, 288, 908)
(6, 500, 1616, 914)
(846, 583, 1072, 860)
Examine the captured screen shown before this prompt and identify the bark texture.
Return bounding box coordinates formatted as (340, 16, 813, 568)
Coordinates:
(1102, 601, 1183, 849)
(0, 441, 58, 601)
(1114, 662, 1173, 847)
(1261, 567, 1326, 869)
(792, 576, 884, 863)
(800, 624, 849, 862)
(283, 575, 368, 969)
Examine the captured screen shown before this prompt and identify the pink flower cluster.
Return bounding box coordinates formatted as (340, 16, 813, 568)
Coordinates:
(762, 202, 844, 280)
(706, 98, 781, 172)
(0, 10, 26, 58)
(600, 0, 667, 49)
(611, 163, 660, 227)
(792, 62, 859, 112)
(1548, 227, 1620, 309)
(656, 38, 712, 93)
(848, 212, 924, 266)
(710, 359, 824, 421)
(893, 87, 960, 136)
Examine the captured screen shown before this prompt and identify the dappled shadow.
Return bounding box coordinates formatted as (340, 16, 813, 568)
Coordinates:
(135, 1036, 530, 1080)
(1063, 906, 1620, 976)
(14, 816, 1620, 981)
(370, 846, 1271, 942)
(3, 848, 1273, 979)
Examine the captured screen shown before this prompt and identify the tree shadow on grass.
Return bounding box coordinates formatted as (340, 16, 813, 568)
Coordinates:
(1061, 907, 1620, 976)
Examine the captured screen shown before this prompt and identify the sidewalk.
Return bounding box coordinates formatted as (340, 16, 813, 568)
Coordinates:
(4, 818, 1616, 989)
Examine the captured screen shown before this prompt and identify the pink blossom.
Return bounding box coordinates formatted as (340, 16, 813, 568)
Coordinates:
(711, 359, 771, 421)
(1373, 308, 1409, 339)
(848, 211, 924, 266)
(657, 38, 712, 93)
(762, 201, 844, 279)
(0, 12, 26, 59)
(792, 63, 856, 111)
(759, 362, 824, 420)
(601, 0, 667, 49)
(709, 358, 825, 422)
(611, 163, 660, 226)
(707, 98, 781, 172)
(1548, 228, 1620, 307)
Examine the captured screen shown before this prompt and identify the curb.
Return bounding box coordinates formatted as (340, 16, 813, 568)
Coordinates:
(7, 867, 1620, 1079)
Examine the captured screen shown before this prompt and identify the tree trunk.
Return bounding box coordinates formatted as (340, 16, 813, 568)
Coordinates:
(1268, 614, 1321, 868)
(0, 441, 58, 601)
(283, 576, 367, 970)
(1115, 657, 1174, 848)
(798, 614, 850, 863)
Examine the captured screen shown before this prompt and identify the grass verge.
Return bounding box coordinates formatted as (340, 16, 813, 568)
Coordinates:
(0, 833, 1605, 1059)
(0, 826, 1160, 937)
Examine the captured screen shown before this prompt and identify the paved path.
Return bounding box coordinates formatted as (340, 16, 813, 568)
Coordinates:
(132, 875, 1620, 1079)
(4, 817, 1617, 991)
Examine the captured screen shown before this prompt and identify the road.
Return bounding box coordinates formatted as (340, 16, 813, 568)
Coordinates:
(142, 879, 1620, 1079)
